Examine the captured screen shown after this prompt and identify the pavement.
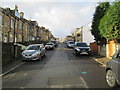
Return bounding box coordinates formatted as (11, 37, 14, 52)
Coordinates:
(1, 60, 25, 76)
(91, 53, 111, 67)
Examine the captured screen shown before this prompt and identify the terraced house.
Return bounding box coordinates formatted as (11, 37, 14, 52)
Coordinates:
(1, 5, 55, 44)
(20, 13, 30, 42)
(1, 5, 25, 43)
(0, 7, 3, 42)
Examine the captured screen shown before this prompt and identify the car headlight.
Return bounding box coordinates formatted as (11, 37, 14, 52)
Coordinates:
(22, 52, 25, 56)
(32, 52, 39, 57)
(76, 48, 80, 51)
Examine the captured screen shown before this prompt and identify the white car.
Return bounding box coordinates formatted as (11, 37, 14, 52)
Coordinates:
(45, 43, 55, 50)
(67, 41, 75, 48)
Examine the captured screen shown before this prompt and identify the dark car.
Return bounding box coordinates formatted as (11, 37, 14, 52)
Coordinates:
(73, 42, 91, 56)
(51, 40, 58, 47)
(63, 40, 67, 44)
(105, 49, 120, 88)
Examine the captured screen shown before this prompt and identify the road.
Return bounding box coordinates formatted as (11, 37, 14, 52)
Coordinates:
(2, 43, 110, 88)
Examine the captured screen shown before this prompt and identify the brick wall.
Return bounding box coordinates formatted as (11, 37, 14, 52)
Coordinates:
(90, 42, 98, 53)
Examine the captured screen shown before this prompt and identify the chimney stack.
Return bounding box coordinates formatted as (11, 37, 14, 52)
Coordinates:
(20, 12, 24, 18)
(15, 5, 18, 11)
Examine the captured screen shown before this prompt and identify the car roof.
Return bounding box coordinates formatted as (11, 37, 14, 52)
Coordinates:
(28, 44, 43, 46)
(68, 41, 74, 42)
(75, 42, 88, 45)
(46, 43, 53, 44)
(75, 42, 86, 43)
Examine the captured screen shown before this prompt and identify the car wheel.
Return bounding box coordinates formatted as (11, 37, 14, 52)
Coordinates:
(106, 70, 117, 87)
(22, 60, 25, 62)
(88, 52, 91, 56)
(75, 51, 79, 56)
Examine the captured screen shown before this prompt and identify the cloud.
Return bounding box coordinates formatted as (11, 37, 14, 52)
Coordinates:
(0, 0, 114, 3)
(0, 2, 97, 38)
(33, 3, 96, 38)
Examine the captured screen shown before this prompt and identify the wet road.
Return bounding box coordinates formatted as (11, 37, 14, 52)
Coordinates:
(2, 43, 110, 88)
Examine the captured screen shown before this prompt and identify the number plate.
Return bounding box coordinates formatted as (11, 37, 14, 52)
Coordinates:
(25, 56, 31, 58)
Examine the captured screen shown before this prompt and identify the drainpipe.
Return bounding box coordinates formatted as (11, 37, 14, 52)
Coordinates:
(8, 15, 11, 43)
(22, 22, 24, 43)
(13, 17, 16, 59)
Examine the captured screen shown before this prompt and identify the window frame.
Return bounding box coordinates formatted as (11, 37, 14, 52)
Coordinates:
(0, 15, 2, 26)
(19, 22, 22, 30)
(11, 19, 15, 28)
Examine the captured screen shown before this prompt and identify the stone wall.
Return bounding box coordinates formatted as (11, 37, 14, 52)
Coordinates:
(98, 45, 106, 56)
(2, 43, 22, 65)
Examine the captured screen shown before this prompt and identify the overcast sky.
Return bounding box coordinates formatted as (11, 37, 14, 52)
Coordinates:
(0, 0, 100, 38)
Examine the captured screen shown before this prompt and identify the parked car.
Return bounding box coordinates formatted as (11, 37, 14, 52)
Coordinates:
(67, 41, 75, 48)
(45, 42, 55, 50)
(51, 40, 58, 47)
(105, 49, 120, 88)
(22, 44, 46, 61)
(73, 42, 91, 56)
(63, 40, 67, 44)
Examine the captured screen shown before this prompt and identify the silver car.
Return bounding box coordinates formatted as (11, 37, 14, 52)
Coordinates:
(22, 44, 46, 61)
(106, 49, 120, 87)
(67, 41, 75, 48)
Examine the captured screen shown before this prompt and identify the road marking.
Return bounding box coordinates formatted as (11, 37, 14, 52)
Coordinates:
(0, 62, 25, 77)
(82, 72, 87, 74)
(80, 77, 89, 88)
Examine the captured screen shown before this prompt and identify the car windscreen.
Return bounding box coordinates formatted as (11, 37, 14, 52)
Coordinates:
(69, 42, 74, 44)
(46, 44, 53, 45)
(51, 41, 56, 44)
(77, 43, 88, 47)
(26, 45, 40, 50)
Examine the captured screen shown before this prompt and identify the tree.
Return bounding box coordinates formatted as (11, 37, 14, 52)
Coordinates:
(98, 1, 120, 42)
(91, 2, 110, 42)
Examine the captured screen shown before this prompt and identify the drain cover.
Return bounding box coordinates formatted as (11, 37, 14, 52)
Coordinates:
(48, 77, 88, 88)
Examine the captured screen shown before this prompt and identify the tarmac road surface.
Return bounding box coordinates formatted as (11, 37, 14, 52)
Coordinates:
(2, 43, 110, 88)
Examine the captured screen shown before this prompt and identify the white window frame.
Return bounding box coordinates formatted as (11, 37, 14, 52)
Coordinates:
(19, 22, 22, 29)
(11, 19, 14, 28)
(0, 15, 2, 26)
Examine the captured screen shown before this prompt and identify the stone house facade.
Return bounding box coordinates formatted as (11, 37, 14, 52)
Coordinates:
(1, 5, 55, 44)
(73, 27, 83, 42)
